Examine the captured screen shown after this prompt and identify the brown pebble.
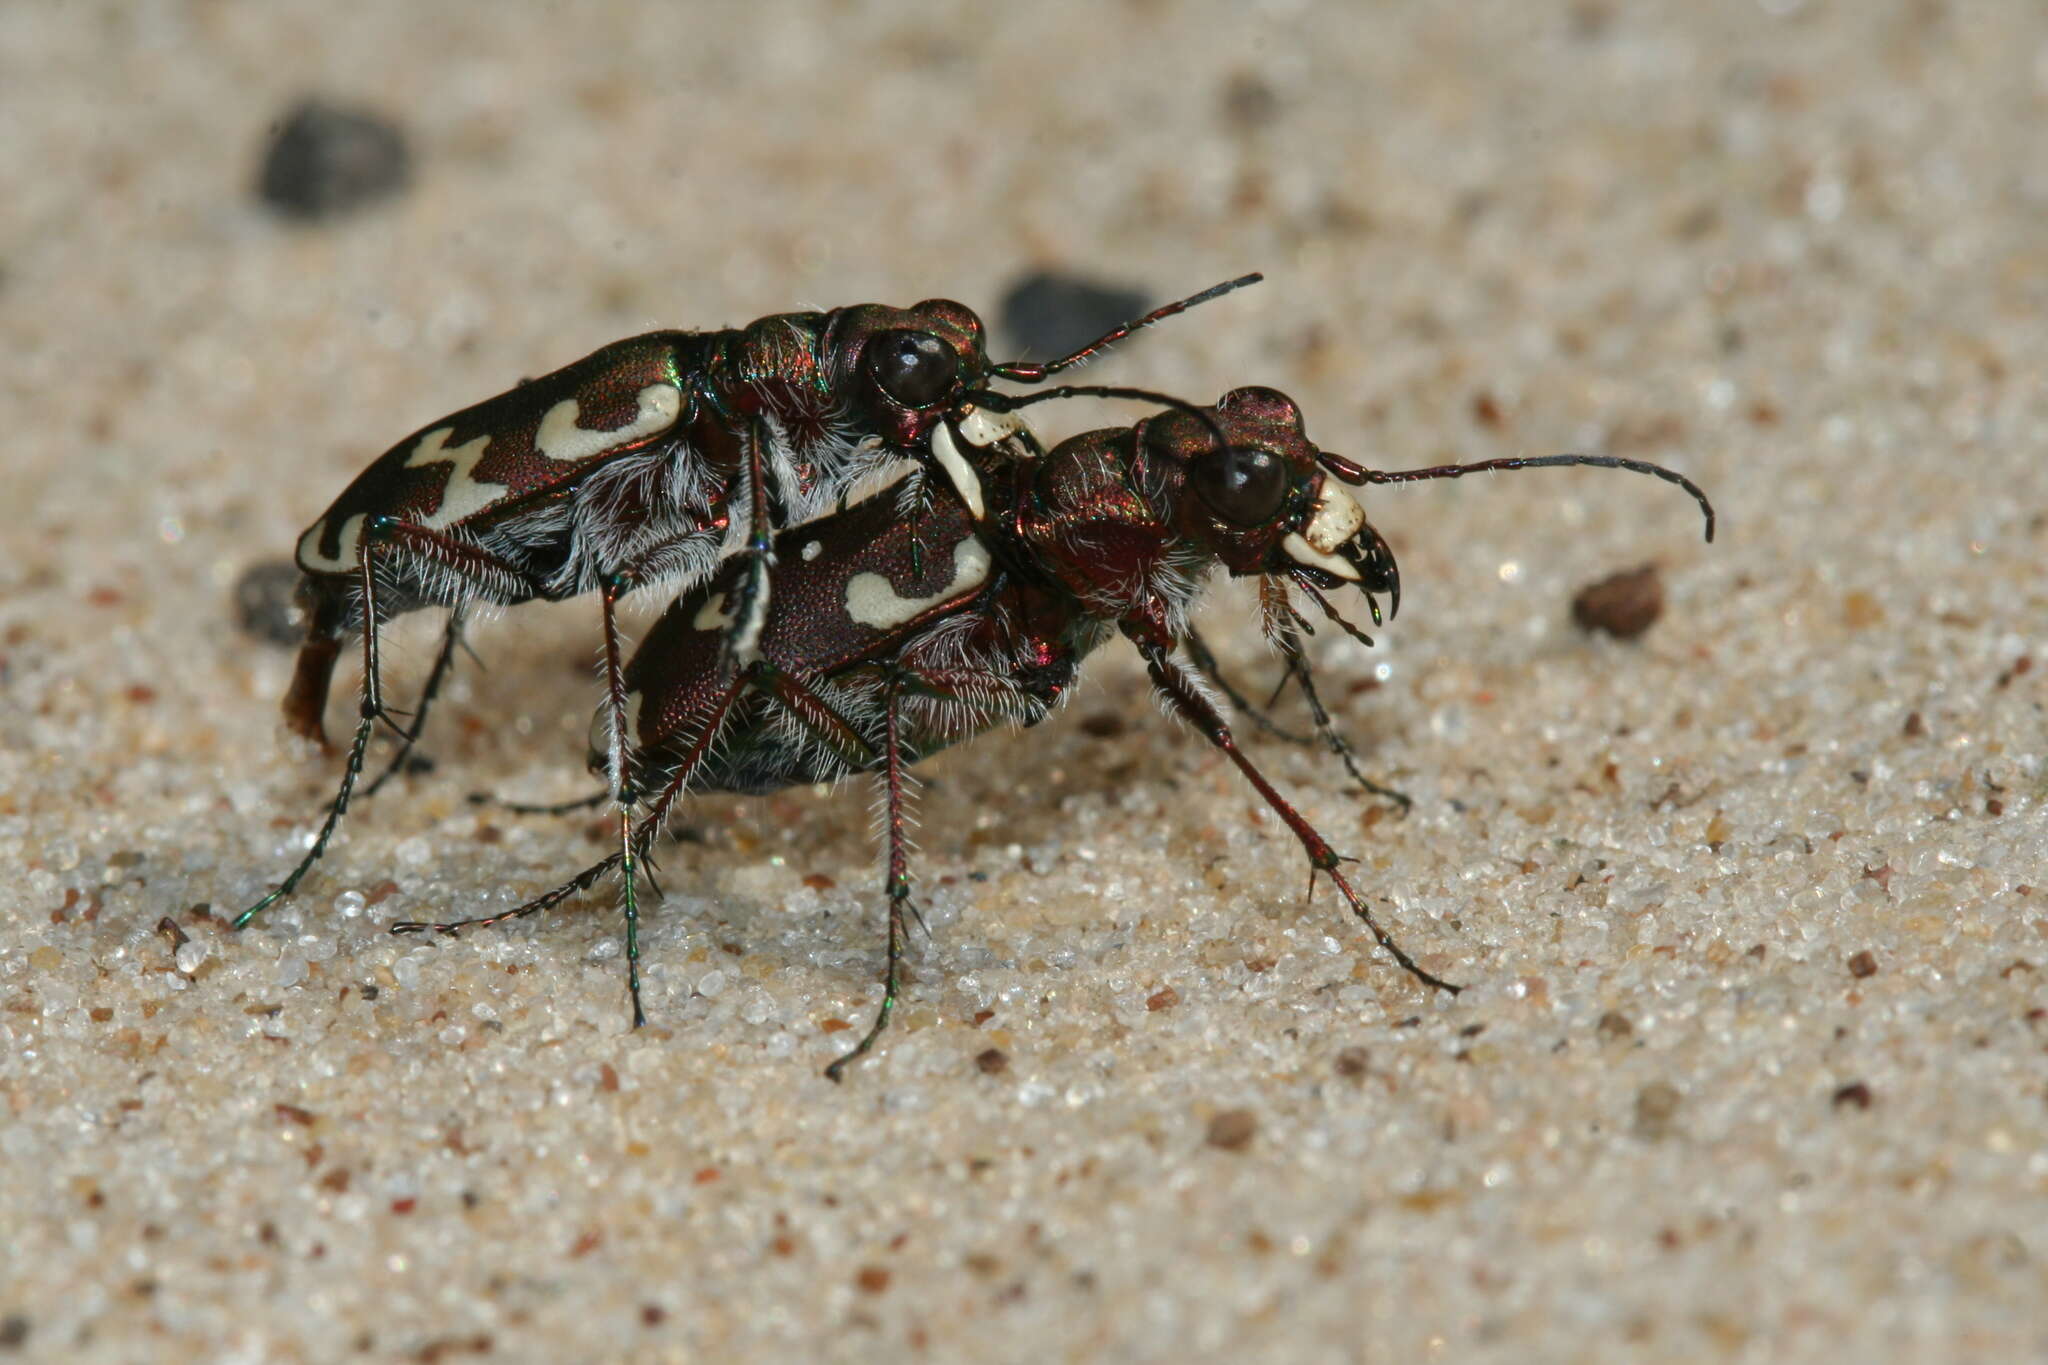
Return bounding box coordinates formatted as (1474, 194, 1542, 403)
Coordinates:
(855, 1265, 892, 1295)
(1572, 564, 1664, 639)
(1206, 1108, 1258, 1151)
(1831, 1081, 1873, 1110)
(1634, 1082, 1682, 1140)
(1901, 711, 1925, 738)
(974, 1048, 1009, 1075)
(1333, 1046, 1370, 1078)
(1596, 1011, 1634, 1042)
(1847, 950, 1878, 979)
(1146, 986, 1180, 1012)
(640, 1304, 667, 1327)
(1841, 590, 1884, 629)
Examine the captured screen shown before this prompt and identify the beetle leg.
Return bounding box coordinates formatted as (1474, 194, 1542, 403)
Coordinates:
(239, 526, 542, 930)
(1122, 623, 1457, 996)
(722, 414, 778, 672)
(826, 673, 914, 1082)
(361, 603, 470, 798)
(1263, 614, 1412, 813)
(395, 670, 754, 1026)
(1181, 623, 1314, 746)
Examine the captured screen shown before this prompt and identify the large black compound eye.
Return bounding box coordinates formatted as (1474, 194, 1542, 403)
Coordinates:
(865, 330, 957, 408)
(1190, 445, 1291, 526)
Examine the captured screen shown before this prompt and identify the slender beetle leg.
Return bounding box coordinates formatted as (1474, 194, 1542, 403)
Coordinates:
(722, 414, 778, 673)
(1182, 623, 1313, 746)
(393, 659, 880, 1030)
(361, 604, 471, 798)
(826, 673, 915, 1082)
(468, 789, 610, 816)
(239, 519, 543, 929)
(1265, 617, 1413, 813)
(598, 566, 647, 1023)
(1125, 623, 1459, 996)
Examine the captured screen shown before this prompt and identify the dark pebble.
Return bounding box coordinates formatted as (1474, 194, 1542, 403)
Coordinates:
(1219, 72, 1282, 130)
(1847, 950, 1878, 979)
(232, 559, 306, 646)
(1595, 1010, 1634, 1042)
(998, 270, 1152, 362)
(1633, 1082, 1682, 1139)
(1572, 564, 1664, 639)
(1831, 1081, 1873, 1110)
(1205, 1108, 1258, 1151)
(257, 99, 410, 221)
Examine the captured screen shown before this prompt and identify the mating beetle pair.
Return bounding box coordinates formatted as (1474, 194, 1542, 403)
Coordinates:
(242, 276, 1262, 930)
(387, 384, 1712, 1076)
(241, 279, 1714, 1078)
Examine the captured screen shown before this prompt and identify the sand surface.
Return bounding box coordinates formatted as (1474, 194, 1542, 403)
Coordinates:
(3, 4, 2044, 1361)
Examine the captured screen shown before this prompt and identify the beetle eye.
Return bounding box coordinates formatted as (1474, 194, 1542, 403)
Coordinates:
(1190, 445, 1290, 526)
(866, 330, 957, 408)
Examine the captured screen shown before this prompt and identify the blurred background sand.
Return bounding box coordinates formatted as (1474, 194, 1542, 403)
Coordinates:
(2, 3, 2044, 1360)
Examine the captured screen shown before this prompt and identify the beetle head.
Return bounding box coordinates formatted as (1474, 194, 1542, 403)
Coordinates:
(830, 300, 994, 449)
(1135, 386, 1400, 622)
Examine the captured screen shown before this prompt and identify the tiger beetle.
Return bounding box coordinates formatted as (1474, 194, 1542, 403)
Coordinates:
(394, 385, 1715, 1079)
(237, 275, 1266, 932)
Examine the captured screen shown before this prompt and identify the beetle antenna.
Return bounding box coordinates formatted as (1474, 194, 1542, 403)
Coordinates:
(1332, 452, 1716, 544)
(975, 383, 1234, 480)
(989, 273, 1264, 382)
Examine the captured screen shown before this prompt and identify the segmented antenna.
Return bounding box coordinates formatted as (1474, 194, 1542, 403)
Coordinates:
(989, 273, 1264, 383)
(1322, 451, 1716, 543)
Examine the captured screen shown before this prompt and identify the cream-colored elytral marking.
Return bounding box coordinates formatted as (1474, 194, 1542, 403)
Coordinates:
(1302, 483, 1365, 554)
(693, 592, 736, 633)
(297, 511, 370, 572)
(534, 381, 683, 465)
(845, 536, 991, 630)
(927, 422, 987, 520)
(402, 426, 497, 530)
(1282, 531, 1360, 581)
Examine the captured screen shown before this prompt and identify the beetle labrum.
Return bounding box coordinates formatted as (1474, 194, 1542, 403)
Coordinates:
(238, 276, 1266, 930)
(395, 386, 1715, 1076)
